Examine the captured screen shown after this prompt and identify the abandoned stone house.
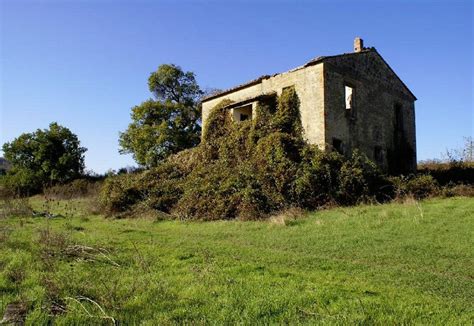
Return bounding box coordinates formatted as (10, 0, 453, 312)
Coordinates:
(201, 38, 417, 174)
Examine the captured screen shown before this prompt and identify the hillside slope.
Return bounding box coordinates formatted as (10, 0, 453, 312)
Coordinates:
(0, 197, 473, 324)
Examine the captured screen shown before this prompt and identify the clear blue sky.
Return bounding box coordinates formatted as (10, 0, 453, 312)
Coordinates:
(1, 0, 472, 173)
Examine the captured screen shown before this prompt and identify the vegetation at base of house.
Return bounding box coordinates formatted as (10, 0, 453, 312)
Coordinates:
(0, 196, 472, 324)
(1, 123, 87, 197)
(102, 89, 391, 220)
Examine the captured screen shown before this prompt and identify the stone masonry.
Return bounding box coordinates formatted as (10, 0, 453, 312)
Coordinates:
(201, 38, 417, 174)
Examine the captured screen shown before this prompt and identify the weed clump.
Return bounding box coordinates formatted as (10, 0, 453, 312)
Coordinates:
(43, 179, 101, 200)
(100, 88, 389, 220)
(0, 197, 32, 218)
(390, 174, 439, 200)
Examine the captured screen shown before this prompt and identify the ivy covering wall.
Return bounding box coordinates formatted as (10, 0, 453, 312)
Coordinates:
(100, 88, 388, 220)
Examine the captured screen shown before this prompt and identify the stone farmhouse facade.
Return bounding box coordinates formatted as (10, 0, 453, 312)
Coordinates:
(201, 38, 417, 174)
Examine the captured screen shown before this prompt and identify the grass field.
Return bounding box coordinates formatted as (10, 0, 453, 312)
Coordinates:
(0, 196, 473, 324)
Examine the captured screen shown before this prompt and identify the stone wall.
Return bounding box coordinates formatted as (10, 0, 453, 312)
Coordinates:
(323, 51, 417, 173)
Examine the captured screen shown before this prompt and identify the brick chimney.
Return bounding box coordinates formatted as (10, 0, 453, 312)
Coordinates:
(354, 37, 364, 52)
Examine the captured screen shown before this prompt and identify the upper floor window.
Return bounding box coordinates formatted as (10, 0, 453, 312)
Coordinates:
(345, 85, 354, 110)
(394, 103, 403, 131)
(232, 104, 253, 122)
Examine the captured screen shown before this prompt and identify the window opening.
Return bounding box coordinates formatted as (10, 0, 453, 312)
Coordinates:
(332, 138, 343, 154)
(232, 104, 253, 122)
(345, 85, 354, 110)
(374, 146, 383, 163)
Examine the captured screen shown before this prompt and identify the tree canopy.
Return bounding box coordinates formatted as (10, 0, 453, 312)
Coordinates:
(2, 122, 87, 194)
(119, 64, 203, 167)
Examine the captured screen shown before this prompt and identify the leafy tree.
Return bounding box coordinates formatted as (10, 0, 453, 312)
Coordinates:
(2, 122, 86, 195)
(119, 64, 203, 167)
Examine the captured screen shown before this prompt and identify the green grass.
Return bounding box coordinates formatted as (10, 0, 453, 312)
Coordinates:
(0, 197, 473, 324)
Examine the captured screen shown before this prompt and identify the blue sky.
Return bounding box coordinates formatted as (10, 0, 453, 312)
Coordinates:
(1, 0, 472, 173)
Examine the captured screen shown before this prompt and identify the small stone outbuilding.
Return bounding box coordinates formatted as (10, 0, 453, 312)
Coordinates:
(201, 38, 417, 174)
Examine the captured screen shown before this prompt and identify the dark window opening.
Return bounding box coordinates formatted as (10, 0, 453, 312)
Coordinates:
(240, 114, 249, 121)
(394, 103, 403, 131)
(391, 102, 413, 174)
(332, 138, 343, 154)
(232, 104, 253, 122)
(374, 146, 383, 164)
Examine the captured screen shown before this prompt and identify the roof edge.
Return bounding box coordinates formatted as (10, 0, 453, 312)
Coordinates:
(222, 92, 277, 110)
(202, 75, 271, 102)
(371, 49, 417, 101)
(201, 47, 416, 103)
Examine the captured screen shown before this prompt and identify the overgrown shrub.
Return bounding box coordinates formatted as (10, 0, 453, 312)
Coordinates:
(0, 182, 14, 199)
(336, 151, 381, 204)
(390, 174, 439, 199)
(440, 183, 474, 197)
(0, 197, 33, 218)
(0, 169, 43, 197)
(100, 87, 391, 220)
(99, 173, 145, 214)
(99, 160, 187, 215)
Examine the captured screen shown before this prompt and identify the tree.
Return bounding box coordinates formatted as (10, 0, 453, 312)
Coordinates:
(119, 64, 203, 167)
(2, 122, 87, 194)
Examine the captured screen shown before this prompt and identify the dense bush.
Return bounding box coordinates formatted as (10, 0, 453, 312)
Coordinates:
(100, 160, 188, 215)
(440, 183, 474, 198)
(99, 173, 144, 214)
(100, 88, 393, 220)
(390, 174, 439, 199)
(0, 169, 44, 197)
